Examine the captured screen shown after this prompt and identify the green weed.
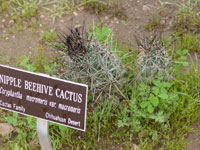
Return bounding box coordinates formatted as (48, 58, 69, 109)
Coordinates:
(1, 112, 37, 149)
(84, 0, 127, 19)
(173, 0, 200, 33)
(17, 47, 55, 74)
(9, 0, 42, 30)
(0, 0, 9, 13)
(145, 13, 161, 31)
(44, 0, 72, 23)
(173, 32, 200, 53)
(40, 29, 57, 43)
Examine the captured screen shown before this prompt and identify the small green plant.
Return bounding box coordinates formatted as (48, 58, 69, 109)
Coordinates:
(119, 75, 179, 125)
(7, 0, 42, 31)
(173, 49, 189, 74)
(139, 77, 179, 116)
(145, 13, 161, 31)
(18, 48, 54, 73)
(173, 32, 200, 53)
(173, 0, 200, 33)
(10, 0, 41, 20)
(45, 0, 71, 23)
(40, 29, 57, 43)
(19, 56, 37, 72)
(92, 26, 112, 43)
(0, 0, 9, 13)
(84, 0, 107, 14)
(84, 0, 127, 19)
(159, 0, 200, 33)
(2, 112, 37, 149)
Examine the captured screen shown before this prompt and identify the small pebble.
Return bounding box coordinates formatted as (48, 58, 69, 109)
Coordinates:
(73, 12, 78, 16)
(75, 24, 81, 28)
(136, 25, 141, 30)
(40, 15, 45, 19)
(135, 16, 141, 20)
(160, 20, 165, 25)
(142, 5, 150, 11)
(2, 19, 6, 23)
(9, 20, 14, 24)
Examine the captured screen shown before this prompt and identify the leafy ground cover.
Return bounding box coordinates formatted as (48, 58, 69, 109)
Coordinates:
(0, 0, 200, 149)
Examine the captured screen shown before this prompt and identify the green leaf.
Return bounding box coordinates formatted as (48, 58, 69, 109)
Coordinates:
(183, 62, 188, 66)
(140, 101, 148, 108)
(153, 80, 162, 88)
(176, 50, 182, 55)
(182, 49, 188, 55)
(174, 61, 188, 66)
(152, 87, 159, 95)
(102, 27, 111, 34)
(149, 94, 159, 107)
(6, 116, 18, 126)
(95, 27, 101, 33)
(158, 93, 168, 99)
(162, 82, 172, 88)
(180, 56, 187, 61)
(147, 104, 154, 113)
(160, 88, 167, 94)
(23, 57, 29, 64)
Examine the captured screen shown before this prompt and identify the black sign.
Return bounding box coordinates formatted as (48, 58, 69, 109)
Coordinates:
(0, 65, 88, 131)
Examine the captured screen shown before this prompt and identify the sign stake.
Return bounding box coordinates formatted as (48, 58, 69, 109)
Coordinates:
(37, 118, 52, 150)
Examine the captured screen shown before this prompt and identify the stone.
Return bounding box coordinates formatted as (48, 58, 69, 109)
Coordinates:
(135, 16, 141, 20)
(136, 25, 141, 30)
(40, 15, 45, 19)
(73, 12, 78, 16)
(0, 24, 4, 29)
(160, 19, 165, 25)
(2, 19, 6, 23)
(75, 24, 81, 28)
(9, 20, 14, 24)
(0, 123, 14, 137)
(142, 5, 150, 11)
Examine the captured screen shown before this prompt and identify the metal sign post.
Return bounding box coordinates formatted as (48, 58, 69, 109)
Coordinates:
(37, 119, 52, 150)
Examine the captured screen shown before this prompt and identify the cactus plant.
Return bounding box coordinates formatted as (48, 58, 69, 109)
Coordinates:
(54, 25, 123, 102)
(135, 33, 171, 80)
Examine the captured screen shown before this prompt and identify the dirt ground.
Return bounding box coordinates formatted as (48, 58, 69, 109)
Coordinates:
(0, 0, 199, 149)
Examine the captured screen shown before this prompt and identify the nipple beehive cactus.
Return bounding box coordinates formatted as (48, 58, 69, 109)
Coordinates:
(55, 25, 122, 102)
(135, 33, 171, 79)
